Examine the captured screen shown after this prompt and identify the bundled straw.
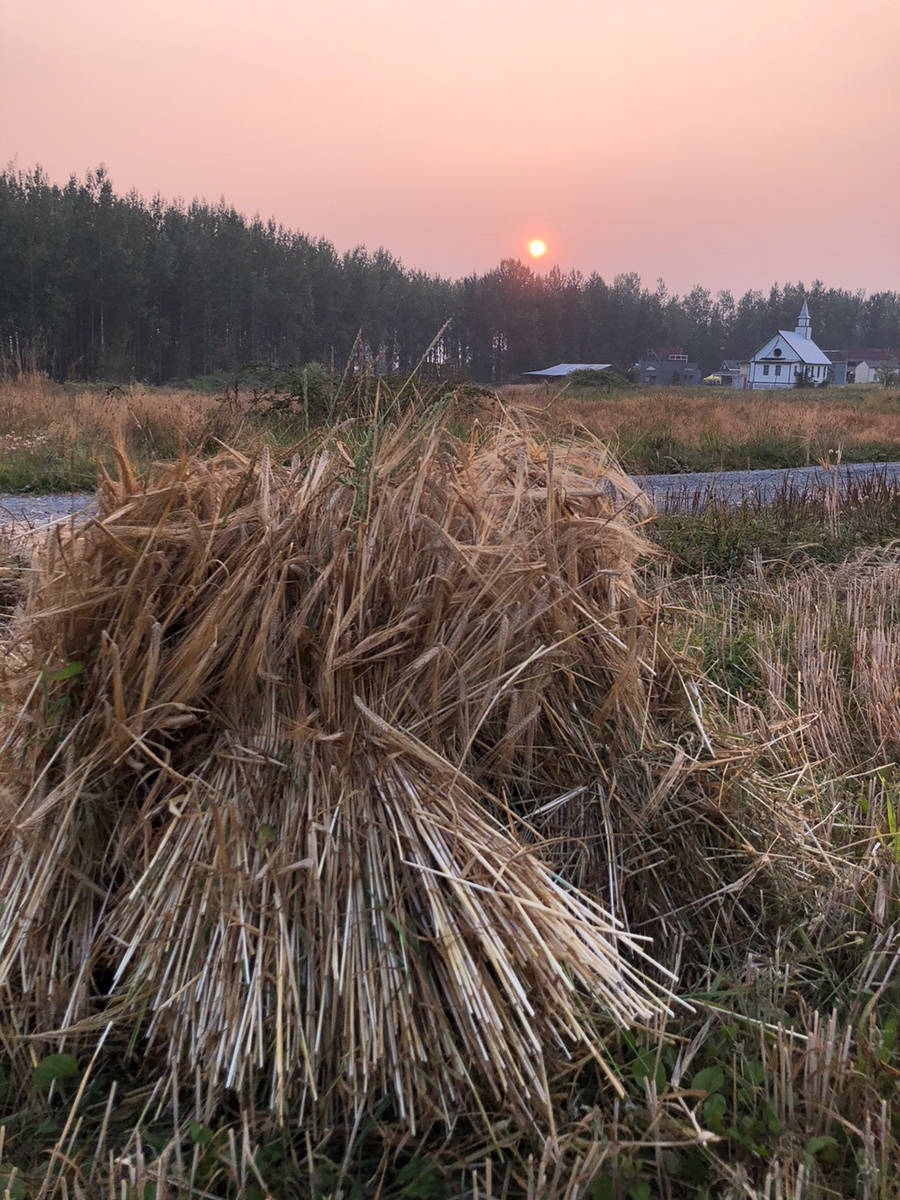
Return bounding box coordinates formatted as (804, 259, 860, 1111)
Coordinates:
(0, 416, 676, 1133)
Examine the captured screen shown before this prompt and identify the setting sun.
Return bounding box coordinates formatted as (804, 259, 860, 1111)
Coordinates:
(528, 239, 547, 258)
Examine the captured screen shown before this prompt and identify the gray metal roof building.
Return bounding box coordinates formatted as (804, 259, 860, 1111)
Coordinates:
(522, 363, 611, 378)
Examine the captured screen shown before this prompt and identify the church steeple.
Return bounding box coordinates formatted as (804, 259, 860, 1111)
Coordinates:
(795, 300, 812, 340)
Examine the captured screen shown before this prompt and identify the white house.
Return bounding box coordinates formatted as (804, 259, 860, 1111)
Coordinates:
(853, 358, 888, 384)
(748, 303, 832, 390)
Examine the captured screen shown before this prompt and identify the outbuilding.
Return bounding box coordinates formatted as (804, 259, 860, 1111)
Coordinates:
(636, 350, 701, 386)
(718, 359, 750, 389)
(853, 357, 890, 384)
(522, 362, 612, 379)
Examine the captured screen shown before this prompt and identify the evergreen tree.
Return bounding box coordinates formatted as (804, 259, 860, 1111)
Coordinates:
(1, 166, 897, 384)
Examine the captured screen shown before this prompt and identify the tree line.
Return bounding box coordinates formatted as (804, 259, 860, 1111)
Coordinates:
(2, 165, 898, 384)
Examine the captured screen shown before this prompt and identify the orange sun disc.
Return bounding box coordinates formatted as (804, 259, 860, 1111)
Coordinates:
(529, 239, 547, 258)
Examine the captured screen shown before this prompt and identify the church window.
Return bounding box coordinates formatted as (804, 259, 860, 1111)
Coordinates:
(773, 347, 782, 357)
(762, 364, 769, 376)
(775, 364, 782, 377)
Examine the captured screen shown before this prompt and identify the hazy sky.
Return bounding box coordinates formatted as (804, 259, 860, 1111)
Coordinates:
(4, 0, 899, 293)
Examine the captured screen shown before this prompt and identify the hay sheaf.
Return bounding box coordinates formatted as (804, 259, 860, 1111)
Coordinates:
(0, 417, 803, 1133)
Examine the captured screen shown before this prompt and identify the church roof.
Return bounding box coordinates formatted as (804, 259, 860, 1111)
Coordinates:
(774, 330, 831, 365)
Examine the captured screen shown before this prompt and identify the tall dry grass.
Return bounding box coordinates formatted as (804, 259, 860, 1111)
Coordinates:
(2, 375, 899, 494)
(0, 375, 252, 489)
(0, 373, 228, 447)
(503, 383, 900, 472)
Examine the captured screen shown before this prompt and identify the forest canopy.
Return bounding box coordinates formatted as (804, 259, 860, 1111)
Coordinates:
(2, 165, 898, 384)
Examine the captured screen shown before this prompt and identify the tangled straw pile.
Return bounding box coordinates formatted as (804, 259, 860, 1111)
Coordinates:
(0, 416, 685, 1133)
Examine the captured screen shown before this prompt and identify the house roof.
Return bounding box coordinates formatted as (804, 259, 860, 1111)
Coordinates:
(639, 359, 699, 369)
(523, 363, 611, 377)
(774, 331, 831, 365)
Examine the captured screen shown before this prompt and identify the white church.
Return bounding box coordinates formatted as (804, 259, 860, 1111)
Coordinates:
(748, 302, 832, 389)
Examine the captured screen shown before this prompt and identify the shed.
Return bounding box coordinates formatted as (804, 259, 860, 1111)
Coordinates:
(522, 363, 612, 379)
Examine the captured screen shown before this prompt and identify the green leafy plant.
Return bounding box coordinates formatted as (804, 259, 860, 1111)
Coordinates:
(33, 1053, 79, 1094)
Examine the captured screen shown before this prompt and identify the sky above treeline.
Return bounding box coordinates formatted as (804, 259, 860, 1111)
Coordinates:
(4, 0, 899, 294)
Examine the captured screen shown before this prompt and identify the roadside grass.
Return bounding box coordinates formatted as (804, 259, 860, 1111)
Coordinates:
(649, 479, 898, 766)
(652, 473, 900, 576)
(0, 532, 28, 621)
(0, 408, 896, 1198)
(655, 546, 899, 769)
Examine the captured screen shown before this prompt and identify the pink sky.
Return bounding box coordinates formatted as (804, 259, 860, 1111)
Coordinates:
(4, 0, 899, 293)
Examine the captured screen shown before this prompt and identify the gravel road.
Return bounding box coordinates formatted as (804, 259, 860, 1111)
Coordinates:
(1, 460, 898, 530)
(637, 460, 900, 509)
(0, 491, 95, 534)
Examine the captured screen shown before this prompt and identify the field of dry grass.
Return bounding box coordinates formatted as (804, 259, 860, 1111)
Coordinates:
(0, 375, 284, 491)
(0, 398, 895, 1198)
(0, 374, 899, 493)
(504, 382, 900, 473)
